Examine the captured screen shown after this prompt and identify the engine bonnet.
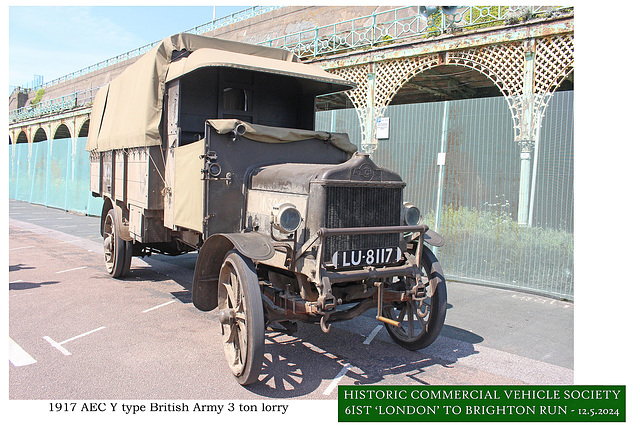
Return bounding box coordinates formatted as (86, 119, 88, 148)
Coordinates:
(249, 153, 405, 195)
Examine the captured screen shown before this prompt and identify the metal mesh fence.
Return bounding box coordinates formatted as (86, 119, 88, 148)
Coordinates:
(8, 137, 101, 217)
(316, 91, 574, 299)
(8, 93, 573, 299)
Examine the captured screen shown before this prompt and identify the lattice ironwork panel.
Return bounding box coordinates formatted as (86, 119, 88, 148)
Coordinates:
(372, 54, 440, 111)
(534, 34, 574, 94)
(528, 34, 575, 145)
(331, 64, 371, 111)
(447, 42, 526, 99)
(329, 64, 373, 150)
(326, 34, 573, 152)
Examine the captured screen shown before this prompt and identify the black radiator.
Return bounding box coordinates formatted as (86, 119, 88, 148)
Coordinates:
(324, 185, 402, 263)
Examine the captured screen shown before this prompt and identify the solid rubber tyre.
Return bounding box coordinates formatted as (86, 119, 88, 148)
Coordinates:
(382, 247, 447, 351)
(102, 209, 132, 278)
(218, 250, 265, 385)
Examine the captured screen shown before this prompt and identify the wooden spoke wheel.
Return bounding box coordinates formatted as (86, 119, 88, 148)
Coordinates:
(382, 248, 447, 351)
(218, 250, 265, 385)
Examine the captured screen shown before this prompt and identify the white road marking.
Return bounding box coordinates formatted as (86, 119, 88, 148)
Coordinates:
(9, 280, 24, 284)
(363, 324, 383, 345)
(44, 336, 71, 356)
(142, 300, 176, 313)
(323, 363, 352, 395)
(9, 338, 37, 366)
(44, 326, 106, 356)
(9, 246, 35, 251)
(56, 266, 88, 274)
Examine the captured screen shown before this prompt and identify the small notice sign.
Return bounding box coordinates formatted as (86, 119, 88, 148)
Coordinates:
(376, 117, 390, 139)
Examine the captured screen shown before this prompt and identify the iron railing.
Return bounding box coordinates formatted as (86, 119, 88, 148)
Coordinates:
(9, 86, 102, 123)
(256, 6, 574, 58)
(184, 5, 281, 36)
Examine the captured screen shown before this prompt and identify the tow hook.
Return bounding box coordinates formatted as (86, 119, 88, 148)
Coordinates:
(320, 314, 331, 333)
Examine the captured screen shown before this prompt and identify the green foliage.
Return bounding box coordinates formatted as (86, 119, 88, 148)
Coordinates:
(30, 89, 45, 106)
(424, 205, 574, 298)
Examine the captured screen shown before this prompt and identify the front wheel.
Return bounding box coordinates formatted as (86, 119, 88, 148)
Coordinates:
(218, 250, 265, 385)
(382, 247, 447, 351)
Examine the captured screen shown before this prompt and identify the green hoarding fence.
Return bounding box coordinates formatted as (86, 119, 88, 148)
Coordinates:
(317, 91, 574, 300)
(9, 137, 102, 217)
(9, 91, 573, 300)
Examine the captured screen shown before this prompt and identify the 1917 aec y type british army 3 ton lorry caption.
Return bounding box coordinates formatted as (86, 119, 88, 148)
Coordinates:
(87, 33, 447, 385)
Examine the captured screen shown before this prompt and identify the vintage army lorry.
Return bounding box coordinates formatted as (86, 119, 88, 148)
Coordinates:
(87, 33, 447, 385)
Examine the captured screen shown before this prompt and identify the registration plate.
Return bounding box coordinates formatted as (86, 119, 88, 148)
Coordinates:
(331, 247, 402, 269)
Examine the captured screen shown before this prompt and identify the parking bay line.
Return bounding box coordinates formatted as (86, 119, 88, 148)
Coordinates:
(142, 300, 176, 313)
(363, 324, 384, 345)
(44, 326, 106, 356)
(56, 266, 88, 274)
(323, 363, 353, 396)
(9, 337, 37, 366)
(295, 339, 362, 396)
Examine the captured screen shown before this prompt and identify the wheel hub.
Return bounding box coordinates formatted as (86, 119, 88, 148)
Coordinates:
(219, 308, 236, 325)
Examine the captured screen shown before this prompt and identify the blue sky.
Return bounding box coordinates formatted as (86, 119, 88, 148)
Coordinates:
(8, 5, 250, 92)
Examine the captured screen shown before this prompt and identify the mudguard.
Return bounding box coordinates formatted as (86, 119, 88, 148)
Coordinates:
(424, 228, 444, 247)
(113, 205, 133, 242)
(192, 232, 275, 311)
(422, 245, 445, 297)
(100, 198, 132, 242)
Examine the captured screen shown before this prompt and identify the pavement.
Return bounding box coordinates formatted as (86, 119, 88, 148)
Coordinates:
(8, 199, 574, 392)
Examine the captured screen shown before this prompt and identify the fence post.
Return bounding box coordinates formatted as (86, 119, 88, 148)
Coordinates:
(64, 138, 72, 211)
(29, 142, 36, 203)
(517, 42, 536, 225)
(45, 139, 51, 206)
(527, 97, 547, 227)
(433, 100, 450, 258)
(13, 144, 20, 201)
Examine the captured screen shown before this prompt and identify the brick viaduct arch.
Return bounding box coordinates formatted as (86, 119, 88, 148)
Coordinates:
(9, 114, 91, 145)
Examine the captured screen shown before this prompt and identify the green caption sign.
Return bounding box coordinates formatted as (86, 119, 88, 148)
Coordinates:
(338, 385, 625, 422)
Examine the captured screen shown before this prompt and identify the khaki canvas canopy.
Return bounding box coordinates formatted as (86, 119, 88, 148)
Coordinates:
(207, 119, 357, 154)
(86, 33, 355, 153)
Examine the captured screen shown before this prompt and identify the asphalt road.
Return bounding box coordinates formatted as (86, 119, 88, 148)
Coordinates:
(9, 199, 574, 400)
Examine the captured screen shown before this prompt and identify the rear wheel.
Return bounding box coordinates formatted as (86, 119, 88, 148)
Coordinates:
(382, 248, 447, 351)
(218, 250, 265, 385)
(102, 209, 132, 278)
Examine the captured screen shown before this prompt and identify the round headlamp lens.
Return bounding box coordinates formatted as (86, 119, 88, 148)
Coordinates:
(403, 204, 421, 226)
(273, 203, 302, 233)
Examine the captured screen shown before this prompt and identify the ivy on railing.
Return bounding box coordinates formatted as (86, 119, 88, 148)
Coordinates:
(9, 86, 102, 123)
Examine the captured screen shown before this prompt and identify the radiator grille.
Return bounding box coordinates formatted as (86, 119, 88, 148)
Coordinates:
(324, 186, 402, 262)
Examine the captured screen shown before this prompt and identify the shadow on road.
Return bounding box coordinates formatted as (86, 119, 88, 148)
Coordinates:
(247, 322, 483, 398)
(9, 263, 35, 272)
(9, 280, 60, 290)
